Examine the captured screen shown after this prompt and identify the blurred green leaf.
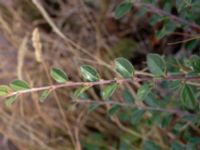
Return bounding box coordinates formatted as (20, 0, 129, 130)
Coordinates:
(137, 83, 152, 101)
(119, 140, 132, 150)
(102, 83, 118, 100)
(181, 84, 196, 109)
(131, 109, 145, 125)
(161, 113, 172, 128)
(50, 67, 68, 83)
(0, 85, 9, 96)
(74, 85, 91, 98)
(147, 53, 166, 76)
(107, 104, 121, 116)
(186, 143, 196, 150)
(88, 103, 100, 113)
(185, 40, 199, 51)
(123, 88, 135, 103)
(5, 95, 17, 107)
(39, 89, 50, 103)
(142, 140, 161, 150)
(169, 80, 181, 89)
(166, 57, 180, 73)
(10, 80, 29, 91)
(80, 65, 100, 82)
(188, 137, 200, 145)
(115, 57, 134, 78)
(144, 92, 161, 107)
(171, 141, 185, 150)
(150, 15, 166, 25)
(115, 1, 132, 19)
(190, 55, 200, 73)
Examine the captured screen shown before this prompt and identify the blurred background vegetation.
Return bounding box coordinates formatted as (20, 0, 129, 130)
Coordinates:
(0, 0, 199, 149)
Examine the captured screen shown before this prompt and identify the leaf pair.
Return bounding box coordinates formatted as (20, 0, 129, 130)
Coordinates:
(115, 53, 167, 77)
(78, 58, 134, 99)
(6, 68, 61, 103)
(1, 80, 30, 106)
(80, 57, 135, 81)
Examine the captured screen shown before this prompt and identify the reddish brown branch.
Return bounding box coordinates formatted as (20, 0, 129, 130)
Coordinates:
(134, 2, 200, 33)
(3, 75, 200, 98)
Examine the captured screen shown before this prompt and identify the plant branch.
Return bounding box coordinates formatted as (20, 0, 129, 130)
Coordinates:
(134, 2, 200, 32)
(3, 75, 200, 98)
(73, 99, 194, 117)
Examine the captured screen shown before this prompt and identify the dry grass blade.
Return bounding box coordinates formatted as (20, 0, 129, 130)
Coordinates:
(32, 28, 42, 63)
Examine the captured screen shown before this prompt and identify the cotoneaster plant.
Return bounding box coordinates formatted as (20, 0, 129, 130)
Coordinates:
(0, 54, 200, 119)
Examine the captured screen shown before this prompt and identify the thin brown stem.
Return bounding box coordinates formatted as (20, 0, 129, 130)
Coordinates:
(3, 75, 200, 98)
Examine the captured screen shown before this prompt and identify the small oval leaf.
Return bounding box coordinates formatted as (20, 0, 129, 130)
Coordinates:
(181, 84, 196, 109)
(0, 85, 9, 96)
(5, 95, 18, 107)
(88, 103, 100, 113)
(114, 57, 134, 78)
(131, 109, 145, 125)
(107, 104, 121, 116)
(50, 68, 68, 83)
(39, 89, 51, 103)
(123, 88, 135, 103)
(190, 55, 200, 73)
(147, 53, 166, 76)
(137, 83, 152, 101)
(102, 83, 118, 100)
(115, 2, 132, 19)
(80, 65, 100, 82)
(73, 85, 91, 98)
(10, 80, 30, 91)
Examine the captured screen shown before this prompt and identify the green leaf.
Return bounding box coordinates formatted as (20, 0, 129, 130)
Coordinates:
(166, 56, 180, 73)
(142, 140, 161, 150)
(107, 104, 121, 116)
(186, 143, 196, 150)
(80, 65, 100, 82)
(88, 103, 100, 113)
(115, 57, 134, 78)
(123, 88, 135, 103)
(102, 83, 118, 100)
(181, 85, 196, 109)
(147, 53, 166, 76)
(190, 55, 200, 73)
(137, 83, 152, 101)
(39, 90, 51, 102)
(5, 95, 17, 107)
(171, 141, 185, 150)
(188, 137, 200, 145)
(115, 1, 132, 19)
(73, 85, 91, 98)
(161, 113, 172, 128)
(169, 80, 181, 89)
(0, 85, 9, 96)
(10, 80, 30, 91)
(50, 67, 68, 83)
(131, 109, 145, 125)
